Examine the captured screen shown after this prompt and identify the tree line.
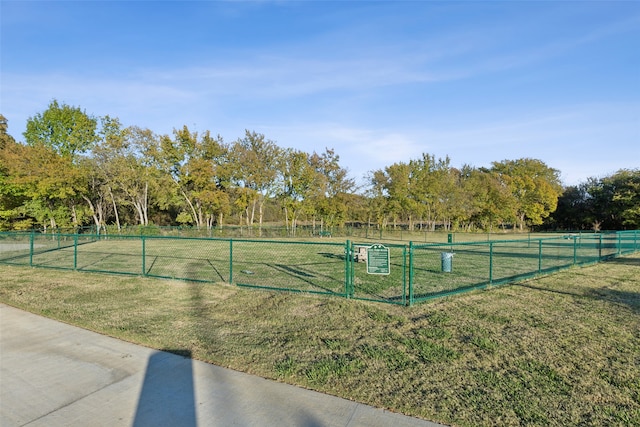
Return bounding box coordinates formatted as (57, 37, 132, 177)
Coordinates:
(1, 101, 638, 233)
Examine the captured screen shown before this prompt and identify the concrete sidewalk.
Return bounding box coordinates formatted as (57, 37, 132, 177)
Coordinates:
(0, 304, 445, 427)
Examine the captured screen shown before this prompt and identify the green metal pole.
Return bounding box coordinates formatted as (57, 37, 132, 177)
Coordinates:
(539, 239, 543, 273)
(402, 245, 407, 306)
(29, 231, 34, 267)
(573, 236, 577, 265)
(598, 234, 602, 259)
(344, 240, 350, 298)
(141, 236, 146, 276)
(489, 242, 493, 285)
(229, 239, 233, 283)
(73, 233, 78, 270)
(350, 241, 355, 298)
(408, 242, 414, 306)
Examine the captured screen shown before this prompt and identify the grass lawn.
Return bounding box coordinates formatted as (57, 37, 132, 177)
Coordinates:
(1, 254, 639, 426)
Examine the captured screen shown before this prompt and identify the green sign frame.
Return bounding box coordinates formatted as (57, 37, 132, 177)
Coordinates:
(367, 244, 390, 275)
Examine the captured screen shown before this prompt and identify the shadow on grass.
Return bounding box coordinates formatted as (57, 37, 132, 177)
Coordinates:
(267, 263, 341, 294)
(515, 282, 640, 314)
(274, 263, 315, 278)
(587, 288, 640, 313)
(318, 251, 347, 261)
(604, 256, 640, 267)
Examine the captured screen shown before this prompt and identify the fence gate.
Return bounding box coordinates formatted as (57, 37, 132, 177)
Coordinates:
(346, 241, 408, 305)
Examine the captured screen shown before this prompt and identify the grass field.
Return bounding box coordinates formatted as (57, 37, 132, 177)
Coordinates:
(1, 254, 639, 426)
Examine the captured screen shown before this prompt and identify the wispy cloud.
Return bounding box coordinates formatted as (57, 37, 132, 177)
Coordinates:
(260, 101, 639, 186)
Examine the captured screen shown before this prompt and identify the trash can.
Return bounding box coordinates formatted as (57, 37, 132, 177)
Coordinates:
(441, 252, 453, 272)
(447, 233, 453, 243)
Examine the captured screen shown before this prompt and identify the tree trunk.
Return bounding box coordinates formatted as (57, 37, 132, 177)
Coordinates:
(284, 206, 290, 233)
(70, 202, 78, 227)
(108, 187, 121, 232)
(181, 189, 199, 228)
(197, 202, 204, 228)
(132, 198, 145, 225)
(82, 195, 101, 233)
(143, 183, 149, 225)
(250, 198, 257, 225)
(258, 199, 265, 237)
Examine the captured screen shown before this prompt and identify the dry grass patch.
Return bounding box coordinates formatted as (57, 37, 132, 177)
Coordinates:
(1, 254, 639, 426)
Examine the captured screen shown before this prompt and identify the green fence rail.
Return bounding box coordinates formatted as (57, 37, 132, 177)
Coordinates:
(0, 230, 638, 306)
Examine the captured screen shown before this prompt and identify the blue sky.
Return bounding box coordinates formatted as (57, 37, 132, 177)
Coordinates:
(2, 1, 639, 187)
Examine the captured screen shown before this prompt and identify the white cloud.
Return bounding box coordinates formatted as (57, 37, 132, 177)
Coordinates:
(258, 101, 639, 187)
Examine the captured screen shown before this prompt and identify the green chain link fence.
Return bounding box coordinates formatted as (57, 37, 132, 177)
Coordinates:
(1, 230, 638, 305)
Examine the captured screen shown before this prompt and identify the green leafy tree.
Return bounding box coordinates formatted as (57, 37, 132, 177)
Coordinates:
(308, 148, 355, 230)
(126, 127, 173, 226)
(277, 148, 316, 235)
(0, 114, 15, 149)
(81, 116, 133, 232)
(228, 131, 282, 230)
(1, 141, 82, 230)
(20, 101, 101, 228)
(0, 115, 30, 229)
(546, 185, 591, 230)
(154, 126, 229, 228)
(92, 125, 168, 227)
(23, 99, 99, 159)
(409, 154, 453, 231)
(366, 169, 391, 230)
(462, 167, 515, 231)
(388, 161, 423, 229)
(491, 158, 562, 231)
(586, 169, 640, 229)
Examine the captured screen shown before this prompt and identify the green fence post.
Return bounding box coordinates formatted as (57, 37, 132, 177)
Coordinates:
(598, 234, 602, 259)
(29, 231, 34, 267)
(573, 236, 577, 265)
(489, 242, 493, 285)
(344, 240, 351, 298)
(402, 245, 407, 306)
(73, 233, 78, 270)
(141, 236, 146, 276)
(617, 232, 621, 256)
(351, 240, 356, 298)
(352, 244, 357, 297)
(539, 239, 543, 273)
(408, 242, 414, 306)
(229, 239, 233, 283)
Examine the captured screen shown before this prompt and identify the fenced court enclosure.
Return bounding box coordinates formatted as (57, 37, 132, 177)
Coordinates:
(1, 230, 638, 306)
